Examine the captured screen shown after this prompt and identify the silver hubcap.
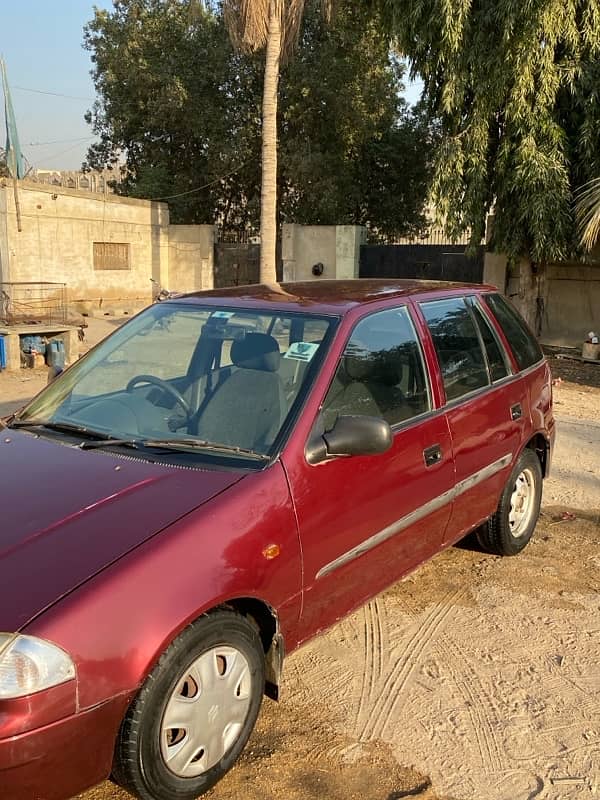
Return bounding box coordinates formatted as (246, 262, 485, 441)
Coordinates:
(508, 467, 536, 538)
(160, 646, 252, 777)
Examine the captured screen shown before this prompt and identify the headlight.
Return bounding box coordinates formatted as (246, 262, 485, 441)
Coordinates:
(0, 633, 75, 699)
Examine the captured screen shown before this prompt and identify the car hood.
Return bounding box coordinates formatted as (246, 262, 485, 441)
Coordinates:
(0, 431, 244, 631)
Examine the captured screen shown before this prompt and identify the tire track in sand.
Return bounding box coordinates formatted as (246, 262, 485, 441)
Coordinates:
(355, 598, 387, 733)
(396, 595, 508, 775)
(358, 588, 465, 742)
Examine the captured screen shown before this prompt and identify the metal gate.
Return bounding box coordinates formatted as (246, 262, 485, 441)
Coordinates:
(213, 243, 260, 288)
(359, 244, 484, 283)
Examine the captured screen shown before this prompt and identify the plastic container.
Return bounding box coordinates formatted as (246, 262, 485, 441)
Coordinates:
(20, 335, 46, 355)
(0, 336, 6, 370)
(46, 339, 66, 369)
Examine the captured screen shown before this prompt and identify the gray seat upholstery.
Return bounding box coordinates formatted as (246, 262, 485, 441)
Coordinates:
(321, 351, 381, 430)
(195, 333, 287, 451)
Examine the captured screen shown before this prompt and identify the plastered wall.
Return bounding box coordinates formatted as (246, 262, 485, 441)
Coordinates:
(0, 182, 214, 314)
(282, 223, 365, 282)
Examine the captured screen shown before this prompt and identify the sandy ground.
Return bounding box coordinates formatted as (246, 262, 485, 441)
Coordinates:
(1, 326, 599, 800)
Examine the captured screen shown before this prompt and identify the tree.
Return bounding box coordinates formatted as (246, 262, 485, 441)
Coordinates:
(371, 0, 600, 323)
(223, 0, 335, 282)
(84, 1, 263, 228)
(84, 0, 431, 242)
(279, 3, 431, 238)
(576, 178, 600, 252)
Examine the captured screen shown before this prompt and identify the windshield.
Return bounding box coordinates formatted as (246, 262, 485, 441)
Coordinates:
(16, 303, 337, 459)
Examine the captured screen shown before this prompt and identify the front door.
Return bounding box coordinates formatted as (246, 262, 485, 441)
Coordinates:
(282, 305, 456, 645)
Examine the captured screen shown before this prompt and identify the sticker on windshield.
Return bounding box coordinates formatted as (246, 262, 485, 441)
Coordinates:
(284, 342, 319, 362)
(211, 311, 236, 320)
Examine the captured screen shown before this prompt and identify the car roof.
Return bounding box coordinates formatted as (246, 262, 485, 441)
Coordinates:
(175, 279, 496, 315)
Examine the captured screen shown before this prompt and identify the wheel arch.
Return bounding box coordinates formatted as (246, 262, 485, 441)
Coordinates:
(524, 432, 550, 478)
(217, 597, 283, 701)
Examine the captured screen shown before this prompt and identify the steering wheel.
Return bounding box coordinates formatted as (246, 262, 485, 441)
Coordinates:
(126, 374, 192, 418)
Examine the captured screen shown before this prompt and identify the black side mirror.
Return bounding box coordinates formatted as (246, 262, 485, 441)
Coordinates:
(306, 415, 393, 465)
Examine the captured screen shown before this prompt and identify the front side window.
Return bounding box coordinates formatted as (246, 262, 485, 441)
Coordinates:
(485, 293, 543, 371)
(420, 297, 489, 402)
(321, 307, 430, 430)
(15, 304, 336, 459)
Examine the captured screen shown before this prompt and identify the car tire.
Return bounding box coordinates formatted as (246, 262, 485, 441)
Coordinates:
(112, 610, 265, 800)
(477, 449, 542, 556)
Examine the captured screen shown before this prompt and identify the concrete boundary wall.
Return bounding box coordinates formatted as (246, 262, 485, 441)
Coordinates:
(483, 252, 600, 347)
(282, 223, 366, 282)
(0, 181, 215, 315)
(168, 225, 216, 293)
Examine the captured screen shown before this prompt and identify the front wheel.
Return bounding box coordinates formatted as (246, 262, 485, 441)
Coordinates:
(112, 610, 265, 800)
(477, 449, 543, 556)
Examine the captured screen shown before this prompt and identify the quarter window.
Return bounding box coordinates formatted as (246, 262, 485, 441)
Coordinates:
(485, 294, 543, 371)
(420, 297, 489, 402)
(469, 299, 510, 382)
(321, 307, 430, 430)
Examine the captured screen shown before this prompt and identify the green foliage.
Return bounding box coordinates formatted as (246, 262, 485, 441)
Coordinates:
(84, 0, 431, 236)
(371, 0, 600, 260)
(576, 177, 600, 250)
(84, 0, 262, 226)
(280, 3, 431, 237)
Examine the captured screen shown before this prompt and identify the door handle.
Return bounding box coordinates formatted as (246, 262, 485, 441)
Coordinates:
(424, 444, 443, 467)
(510, 403, 523, 421)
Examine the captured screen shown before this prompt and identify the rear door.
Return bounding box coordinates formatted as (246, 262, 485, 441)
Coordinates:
(417, 295, 530, 544)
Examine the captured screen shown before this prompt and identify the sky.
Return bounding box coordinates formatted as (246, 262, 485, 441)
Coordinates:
(1, 1, 113, 171)
(1, 1, 423, 173)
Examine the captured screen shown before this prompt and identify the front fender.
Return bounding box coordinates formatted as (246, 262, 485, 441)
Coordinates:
(25, 461, 301, 711)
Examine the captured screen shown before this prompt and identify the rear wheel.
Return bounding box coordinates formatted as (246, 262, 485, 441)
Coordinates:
(112, 610, 265, 800)
(477, 449, 542, 556)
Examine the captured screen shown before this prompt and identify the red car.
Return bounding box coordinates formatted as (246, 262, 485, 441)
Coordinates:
(0, 281, 554, 800)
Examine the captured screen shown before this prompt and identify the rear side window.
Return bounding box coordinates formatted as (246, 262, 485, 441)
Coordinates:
(420, 297, 489, 402)
(485, 294, 543, 371)
(469, 299, 510, 382)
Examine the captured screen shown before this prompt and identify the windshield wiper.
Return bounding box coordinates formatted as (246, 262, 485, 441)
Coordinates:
(78, 438, 145, 450)
(7, 420, 144, 448)
(8, 419, 105, 437)
(142, 438, 270, 460)
(7, 421, 269, 460)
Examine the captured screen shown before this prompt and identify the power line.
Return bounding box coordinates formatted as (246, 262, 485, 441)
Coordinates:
(153, 159, 253, 200)
(13, 85, 95, 101)
(28, 136, 93, 147)
(29, 138, 95, 168)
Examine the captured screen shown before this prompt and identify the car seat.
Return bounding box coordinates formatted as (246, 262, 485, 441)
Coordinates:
(195, 333, 287, 452)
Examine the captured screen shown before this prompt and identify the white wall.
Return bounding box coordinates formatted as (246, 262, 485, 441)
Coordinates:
(2, 181, 170, 313)
(282, 223, 365, 282)
(168, 224, 216, 292)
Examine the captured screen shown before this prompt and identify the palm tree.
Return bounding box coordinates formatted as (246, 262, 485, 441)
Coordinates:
(576, 177, 600, 252)
(224, 0, 334, 283)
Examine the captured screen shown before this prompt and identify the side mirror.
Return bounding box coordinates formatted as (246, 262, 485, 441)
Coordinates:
(306, 415, 393, 465)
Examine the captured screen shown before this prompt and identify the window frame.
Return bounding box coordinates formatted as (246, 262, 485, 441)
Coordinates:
(317, 303, 434, 434)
